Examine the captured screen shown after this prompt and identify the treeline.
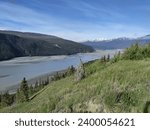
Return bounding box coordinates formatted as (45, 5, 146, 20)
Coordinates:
(111, 43, 150, 62)
(86, 43, 150, 65)
(0, 78, 49, 109)
(0, 66, 76, 109)
(122, 43, 150, 60)
(51, 66, 75, 81)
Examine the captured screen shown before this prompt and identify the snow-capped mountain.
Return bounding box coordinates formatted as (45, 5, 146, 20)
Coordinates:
(139, 34, 150, 40)
(81, 35, 150, 50)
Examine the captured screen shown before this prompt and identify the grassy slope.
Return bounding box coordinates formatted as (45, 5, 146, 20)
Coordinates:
(1, 59, 150, 112)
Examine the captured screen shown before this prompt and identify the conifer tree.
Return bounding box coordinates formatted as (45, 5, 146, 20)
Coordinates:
(67, 65, 75, 76)
(107, 54, 110, 61)
(1, 92, 11, 107)
(0, 93, 2, 103)
(103, 55, 106, 62)
(29, 85, 34, 96)
(16, 77, 29, 102)
(16, 89, 21, 103)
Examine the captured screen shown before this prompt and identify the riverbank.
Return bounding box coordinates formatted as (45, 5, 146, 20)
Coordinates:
(5, 69, 68, 94)
(3, 59, 97, 94)
(1, 57, 150, 112)
(0, 49, 121, 93)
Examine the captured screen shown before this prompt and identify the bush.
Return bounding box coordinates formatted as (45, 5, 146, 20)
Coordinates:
(122, 43, 143, 60)
(118, 43, 150, 60)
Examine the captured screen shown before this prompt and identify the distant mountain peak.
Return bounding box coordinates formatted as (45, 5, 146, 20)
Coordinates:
(81, 34, 150, 50)
(139, 34, 150, 40)
(84, 37, 134, 43)
(145, 34, 150, 37)
(115, 36, 136, 40)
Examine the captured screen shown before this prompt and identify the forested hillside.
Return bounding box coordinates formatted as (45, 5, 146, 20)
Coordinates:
(0, 30, 94, 61)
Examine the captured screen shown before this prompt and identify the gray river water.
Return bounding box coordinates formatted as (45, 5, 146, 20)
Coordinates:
(0, 50, 121, 92)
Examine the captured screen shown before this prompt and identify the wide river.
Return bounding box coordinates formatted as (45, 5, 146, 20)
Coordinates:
(0, 49, 121, 92)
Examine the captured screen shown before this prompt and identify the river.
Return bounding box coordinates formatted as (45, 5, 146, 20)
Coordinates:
(0, 49, 121, 92)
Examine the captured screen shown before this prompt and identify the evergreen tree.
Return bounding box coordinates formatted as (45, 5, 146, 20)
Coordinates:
(35, 81, 39, 88)
(0, 93, 2, 103)
(42, 81, 46, 86)
(1, 92, 12, 107)
(101, 55, 107, 63)
(46, 76, 49, 85)
(16, 89, 21, 103)
(29, 85, 34, 96)
(107, 54, 110, 62)
(16, 77, 29, 102)
(103, 55, 106, 62)
(67, 65, 75, 76)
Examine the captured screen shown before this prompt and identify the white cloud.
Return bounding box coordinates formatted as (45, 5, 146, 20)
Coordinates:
(0, 1, 55, 26)
(0, 0, 149, 41)
(62, 0, 125, 19)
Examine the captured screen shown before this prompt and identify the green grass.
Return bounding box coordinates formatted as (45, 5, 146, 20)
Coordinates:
(0, 59, 150, 113)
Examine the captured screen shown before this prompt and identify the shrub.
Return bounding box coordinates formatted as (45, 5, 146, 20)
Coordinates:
(119, 43, 150, 60)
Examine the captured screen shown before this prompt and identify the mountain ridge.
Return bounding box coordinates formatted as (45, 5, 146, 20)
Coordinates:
(82, 35, 150, 50)
(0, 30, 94, 61)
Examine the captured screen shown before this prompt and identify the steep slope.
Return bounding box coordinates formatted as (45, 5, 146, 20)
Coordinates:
(1, 59, 150, 113)
(0, 30, 94, 61)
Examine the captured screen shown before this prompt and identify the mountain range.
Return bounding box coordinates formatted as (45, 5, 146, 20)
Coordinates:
(82, 35, 150, 50)
(0, 30, 94, 61)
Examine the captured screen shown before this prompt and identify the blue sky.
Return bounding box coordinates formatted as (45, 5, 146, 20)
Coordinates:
(0, 0, 150, 41)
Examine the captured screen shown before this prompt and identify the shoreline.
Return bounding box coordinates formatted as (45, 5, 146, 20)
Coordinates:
(4, 59, 97, 94)
(0, 49, 121, 94)
(5, 69, 67, 94)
